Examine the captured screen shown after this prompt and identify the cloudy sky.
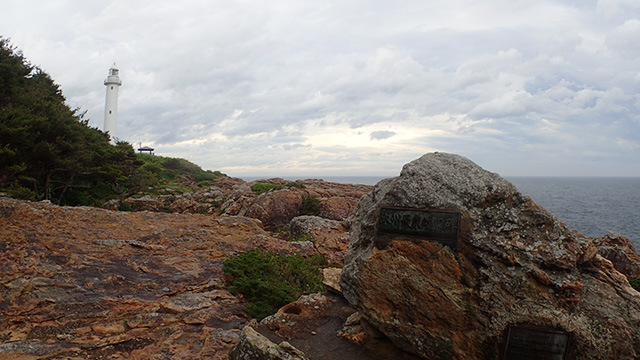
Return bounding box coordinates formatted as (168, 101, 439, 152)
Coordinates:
(3, 0, 640, 177)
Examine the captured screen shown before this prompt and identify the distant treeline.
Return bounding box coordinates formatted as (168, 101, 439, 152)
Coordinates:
(0, 38, 223, 206)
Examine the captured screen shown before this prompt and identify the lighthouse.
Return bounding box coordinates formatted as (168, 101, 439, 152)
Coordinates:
(103, 63, 122, 143)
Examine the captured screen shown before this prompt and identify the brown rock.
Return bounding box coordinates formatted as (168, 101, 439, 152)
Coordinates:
(242, 189, 304, 231)
(197, 328, 242, 360)
(593, 231, 640, 280)
(260, 293, 333, 340)
(160, 290, 234, 312)
(0, 197, 313, 359)
(123, 195, 164, 212)
(169, 187, 226, 214)
(221, 179, 371, 230)
(91, 322, 126, 335)
(322, 267, 342, 294)
(337, 312, 367, 345)
(341, 152, 640, 360)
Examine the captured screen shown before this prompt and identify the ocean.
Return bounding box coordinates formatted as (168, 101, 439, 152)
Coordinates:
(508, 177, 640, 249)
(242, 175, 640, 248)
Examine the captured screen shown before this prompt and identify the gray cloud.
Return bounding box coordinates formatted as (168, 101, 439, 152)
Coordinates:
(2, 0, 639, 176)
(370, 131, 397, 140)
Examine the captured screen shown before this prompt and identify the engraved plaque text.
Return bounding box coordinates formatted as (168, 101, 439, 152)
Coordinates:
(504, 325, 571, 360)
(377, 208, 460, 249)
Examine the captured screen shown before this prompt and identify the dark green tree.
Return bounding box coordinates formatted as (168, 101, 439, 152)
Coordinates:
(0, 37, 142, 205)
(0, 38, 225, 206)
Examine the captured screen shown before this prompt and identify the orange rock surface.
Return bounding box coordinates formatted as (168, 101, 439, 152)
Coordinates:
(0, 197, 311, 359)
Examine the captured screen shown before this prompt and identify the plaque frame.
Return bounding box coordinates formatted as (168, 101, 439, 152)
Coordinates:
(503, 324, 571, 360)
(376, 207, 461, 250)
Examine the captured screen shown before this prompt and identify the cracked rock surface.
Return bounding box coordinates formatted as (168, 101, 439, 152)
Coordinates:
(0, 197, 310, 359)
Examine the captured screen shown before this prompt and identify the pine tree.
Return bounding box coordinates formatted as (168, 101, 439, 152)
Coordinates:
(0, 37, 142, 205)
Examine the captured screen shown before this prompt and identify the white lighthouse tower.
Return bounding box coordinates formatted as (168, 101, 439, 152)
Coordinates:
(103, 63, 122, 143)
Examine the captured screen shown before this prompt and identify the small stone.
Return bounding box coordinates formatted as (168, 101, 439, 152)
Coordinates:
(229, 326, 309, 360)
(91, 322, 125, 335)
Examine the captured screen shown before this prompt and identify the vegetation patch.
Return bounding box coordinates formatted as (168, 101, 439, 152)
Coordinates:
(300, 195, 320, 216)
(117, 202, 134, 212)
(223, 248, 327, 320)
(5, 185, 40, 201)
(630, 278, 640, 292)
(285, 181, 306, 189)
(136, 154, 224, 190)
(291, 233, 313, 242)
(250, 183, 285, 195)
(250, 181, 307, 195)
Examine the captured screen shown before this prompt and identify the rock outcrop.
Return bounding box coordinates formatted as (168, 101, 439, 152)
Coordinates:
(229, 326, 309, 360)
(260, 293, 333, 340)
(102, 177, 369, 233)
(593, 231, 640, 280)
(340, 152, 640, 359)
(104, 182, 229, 214)
(221, 179, 371, 230)
(0, 197, 311, 359)
(231, 292, 420, 360)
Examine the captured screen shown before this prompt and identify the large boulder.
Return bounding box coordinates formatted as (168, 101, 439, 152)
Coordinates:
(340, 152, 640, 359)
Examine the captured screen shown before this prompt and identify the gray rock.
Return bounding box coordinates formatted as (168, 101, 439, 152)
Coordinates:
(288, 215, 341, 236)
(593, 231, 640, 280)
(289, 215, 350, 264)
(229, 326, 309, 360)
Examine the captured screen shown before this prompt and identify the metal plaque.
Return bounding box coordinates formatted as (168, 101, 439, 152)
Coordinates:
(503, 325, 571, 360)
(377, 208, 460, 249)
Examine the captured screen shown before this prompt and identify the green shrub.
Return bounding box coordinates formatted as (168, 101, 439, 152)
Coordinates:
(250, 181, 308, 195)
(197, 180, 212, 187)
(285, 181, 306, 189)
(291, 233, 313, 242)
(5, 186, 39, 201)
(250, 183, 284, 195)
(630, 278, 640, 291)
(300, 195, 320, 216)
(223, 248, 327, 320)
(117, 202, 133, 212)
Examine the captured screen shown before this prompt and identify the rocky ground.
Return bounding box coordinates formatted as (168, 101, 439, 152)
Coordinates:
(0, 178, 380, 359)
(0, 196, 294, 359)
(4, 170, 639, 359)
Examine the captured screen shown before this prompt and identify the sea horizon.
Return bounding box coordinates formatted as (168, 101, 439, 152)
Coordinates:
(239, 175, 640, 186)
(239, 175, 640, 247)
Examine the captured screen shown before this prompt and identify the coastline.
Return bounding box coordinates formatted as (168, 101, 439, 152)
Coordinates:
(241, 175, 640, 248)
